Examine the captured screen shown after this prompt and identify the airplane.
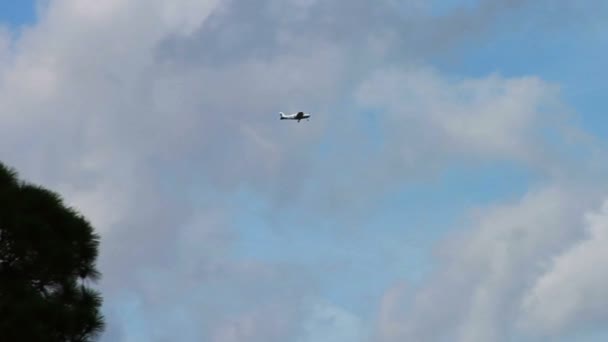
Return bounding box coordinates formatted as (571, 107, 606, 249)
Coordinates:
(279, 111, 311, 122)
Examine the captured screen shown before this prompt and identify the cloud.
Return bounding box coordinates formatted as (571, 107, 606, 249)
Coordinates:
(519, 199, 608, 337)
(211, 300, 306, 342)
(375, 281, 409, 341)
(1, 0, 581, 216)
(0, 0, 606, 341)
(296, 300, 369, 342)
(307, 65, 578, 221)
(375, 182, 608, 342)
(356, 66, 564, 163)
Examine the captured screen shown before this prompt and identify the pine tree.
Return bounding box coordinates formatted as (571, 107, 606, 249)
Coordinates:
(0, 162, 104, 341)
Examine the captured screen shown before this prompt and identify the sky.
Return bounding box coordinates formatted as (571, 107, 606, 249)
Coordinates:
(1, 1, 608, 341)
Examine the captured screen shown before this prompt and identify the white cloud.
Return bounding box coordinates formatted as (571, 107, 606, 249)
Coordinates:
(0, 26, 14, 78)
(355, 66, 566, 166)
(375, 184, 608, 342)
(519, 199, 608, 337)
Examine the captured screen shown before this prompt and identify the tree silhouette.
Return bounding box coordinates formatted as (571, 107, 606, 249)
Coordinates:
(0, 162, 104, 341)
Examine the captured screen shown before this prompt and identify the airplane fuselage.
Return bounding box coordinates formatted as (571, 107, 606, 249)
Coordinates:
(280, 111, 311, 122)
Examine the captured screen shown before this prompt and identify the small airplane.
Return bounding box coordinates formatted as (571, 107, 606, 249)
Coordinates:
(279, 111, 311, 122)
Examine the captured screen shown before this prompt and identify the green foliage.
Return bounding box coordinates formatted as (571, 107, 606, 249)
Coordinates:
(0, 162, 104, 341)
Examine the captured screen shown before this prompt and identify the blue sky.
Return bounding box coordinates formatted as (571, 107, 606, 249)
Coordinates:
(0, 1, 35, 27)
(2, 1, 608, 342)
(433, 2, 608, 135)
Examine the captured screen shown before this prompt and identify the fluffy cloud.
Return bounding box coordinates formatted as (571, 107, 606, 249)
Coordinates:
(519, 199, 608, 337)
(375, 183, 608, 342)
(308, 66, 576, 221)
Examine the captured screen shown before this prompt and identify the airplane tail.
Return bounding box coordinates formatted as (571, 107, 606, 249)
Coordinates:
(279, 112, 286, 119)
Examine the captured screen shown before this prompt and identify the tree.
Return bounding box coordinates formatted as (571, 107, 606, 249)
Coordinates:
(0, 162, 104, 341)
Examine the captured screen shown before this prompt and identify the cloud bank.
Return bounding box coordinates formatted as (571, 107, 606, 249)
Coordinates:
(1, 0, 607, 341)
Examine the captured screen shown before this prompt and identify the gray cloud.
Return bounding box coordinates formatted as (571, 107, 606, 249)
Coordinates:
(0, 0, 606, 341)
